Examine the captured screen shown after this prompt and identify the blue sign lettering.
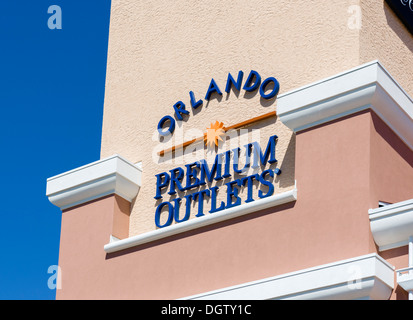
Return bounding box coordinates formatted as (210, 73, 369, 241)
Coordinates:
(157, 70, 280, 136)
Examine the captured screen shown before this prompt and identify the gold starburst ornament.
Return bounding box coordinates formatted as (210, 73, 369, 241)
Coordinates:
(205, 121, 226, 148)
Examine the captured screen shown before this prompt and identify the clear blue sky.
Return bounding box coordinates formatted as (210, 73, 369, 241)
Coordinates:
(0, 1, 111, 299)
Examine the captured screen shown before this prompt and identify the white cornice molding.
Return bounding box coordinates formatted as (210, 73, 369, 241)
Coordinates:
(277, 61, 413, 150)
(46, 155, 142, 210)
(182, 253, 394, 300)
(104, 186, 297, 253)
(396, 267, 413, 293)
(369, 198, 413, 251)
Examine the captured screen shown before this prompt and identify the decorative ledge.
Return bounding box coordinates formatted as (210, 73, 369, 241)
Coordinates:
(277, 60, 413, 151)
(396, 267, 413, 293)
(369, 198, 413, 251)
(46, 155, 142, 210)
(182, 253, 394, 300)
(104, 187, 297, 253)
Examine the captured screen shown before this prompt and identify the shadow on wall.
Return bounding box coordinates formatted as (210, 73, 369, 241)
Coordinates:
(383, 1, 413, 53)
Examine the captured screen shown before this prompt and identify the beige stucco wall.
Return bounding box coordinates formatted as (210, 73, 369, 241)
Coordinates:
(100, 0, 413, 237)
(360, 0, 413, 95)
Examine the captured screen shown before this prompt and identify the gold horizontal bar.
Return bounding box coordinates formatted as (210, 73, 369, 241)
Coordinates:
(158, 110, 276, 156)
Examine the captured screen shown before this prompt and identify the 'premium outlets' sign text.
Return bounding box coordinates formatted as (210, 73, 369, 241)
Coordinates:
(154, 135, 281, 228)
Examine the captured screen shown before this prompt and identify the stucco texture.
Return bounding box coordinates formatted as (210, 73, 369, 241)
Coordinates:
(360, 0, 413, 95)
(100, 0, 413, 236)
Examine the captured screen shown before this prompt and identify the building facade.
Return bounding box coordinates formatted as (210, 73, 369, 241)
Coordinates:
(46, 0, 413, 299)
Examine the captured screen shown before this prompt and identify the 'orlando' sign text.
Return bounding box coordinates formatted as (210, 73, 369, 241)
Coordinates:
(157, 70, 280, 136)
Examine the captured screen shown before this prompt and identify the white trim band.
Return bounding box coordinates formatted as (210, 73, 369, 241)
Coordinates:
(104, 186, 297, 253)
(182, 253, 394, 300)
(396, 267, 413, 293)
(369, 198, 413, 251)
(277, 60, 413, 151)
(46, 155, 142, 210)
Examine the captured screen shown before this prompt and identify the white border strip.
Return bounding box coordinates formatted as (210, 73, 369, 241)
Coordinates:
(46, 155, 142, 210)
(277, 60, 413, 151)
(104, 186, 297, 253)
(181, 253, 394, 300)
(369, 198, 413, 251)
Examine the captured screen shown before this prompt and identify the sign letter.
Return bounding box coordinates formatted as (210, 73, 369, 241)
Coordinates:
(47, 5, 62, 30)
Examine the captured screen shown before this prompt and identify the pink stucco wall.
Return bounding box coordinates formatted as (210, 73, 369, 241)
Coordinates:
(369, 112, 413, 300)
(55, 109, 413, 300)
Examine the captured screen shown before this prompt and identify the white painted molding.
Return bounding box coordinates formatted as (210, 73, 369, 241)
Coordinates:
(369, 198, 413, 251)
(46, 155, 142, 210)
(103, 186, 297, 253)
(182, 253, 394, 300)
(396, 267, 413, 292)
(277, 60, 413, 150)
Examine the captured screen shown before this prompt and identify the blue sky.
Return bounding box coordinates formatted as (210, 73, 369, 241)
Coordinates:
(0, 1, 111, 299)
